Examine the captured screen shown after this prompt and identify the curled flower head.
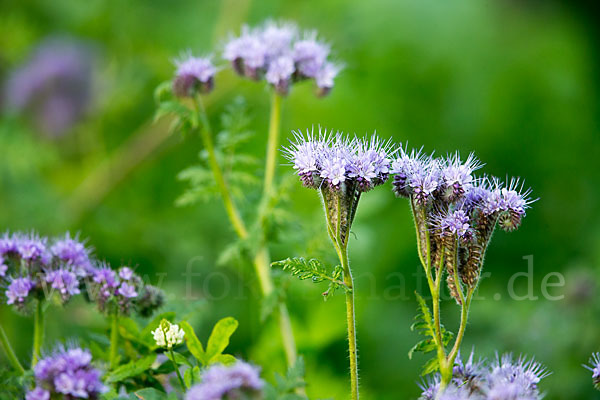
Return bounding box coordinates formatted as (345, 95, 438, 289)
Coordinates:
(409, 158, 441, 205)
(497, 178, 534, 232)
(152, 319, 185, 349)
(283, 128, 392, 192)
(6, 277, 35, 306)
(585, 352, 600, 390)
(29, 346, 105, 399)
(486, 354, 549, 398)
(186, 361, 264, 400)
(173, 54, 217, 97)
(223, 21, 342, 96)
(441, 153, 481, 202)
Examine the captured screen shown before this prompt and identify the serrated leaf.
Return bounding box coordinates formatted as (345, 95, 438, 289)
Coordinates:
(272, 258, 349, 299)
(105, 354, 157, 383)
(422, 357, 440, 376)
(179, 321, 206, 365)
(408, 338, 437, 360)
(154, 101, 192, 124)
(205, 317, 238, 361)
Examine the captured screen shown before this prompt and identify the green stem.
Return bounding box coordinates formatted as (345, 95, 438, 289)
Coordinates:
(32, 300, 45, 366)
(194, 96, 248, 239)
(340, 246, 359, 400)
(0, 324, 25, 374)
(109, 312, 119, 369)
(262, 91, 282, 201)
(169, 347, 187, 392)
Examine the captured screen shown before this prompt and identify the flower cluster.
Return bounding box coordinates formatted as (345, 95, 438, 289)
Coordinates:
(0, 231, 163, 316)
(172, 54, 217, 97)
(26, 346, 105, 400)
(585, 352, 600, 390)
(152, 319, 185, 349)
(0, 232, 93, 310)
(391, 149, 534, 301)
(186, 361, 264, 400)
(223, 21, 342, 96)
(283, 129, 393, 245)
(420, 353, 549, 400)
(87, 264, 162, 315)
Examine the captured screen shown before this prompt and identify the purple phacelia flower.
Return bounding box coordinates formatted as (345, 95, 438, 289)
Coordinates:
(390, 147, 426, 198)
(30, 346, 105, 399)
(222, 21, 341, 96)
(0, 256, 7, 277)
(186, 361, 264, 400)
(265, 55, 295, 95)
(409, 159, 441, 205)
(293, 33, 330, 78)
(25, 388, 50, 400)
(119, 266, 134, 280)
(441, 153, 481, 202)
(117, 282, 138, 298)
(433, 209, 473, 242)
(6, 277, 35, 305)
(585, 352, 600, 390)
(16, 233, 50, 264)
(51, 233, 92, 276)
(4, 37, 94, 138)
(486, 354, 548, 398)
(497, 178, 534, 232)
(0, 233, 18, 256)
(45, 269, 80, 301)
(348, 135, 393, 192)
(316, 61, 342, 96)
(173, 54, 217, 97)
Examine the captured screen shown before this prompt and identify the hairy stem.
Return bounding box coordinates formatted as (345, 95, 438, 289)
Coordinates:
(32, 300, 45, 366)
(170, 347, 187, 392)
(109, 312, 119, 369)
(194, 96, 248, 239)
(0, 324, 24, 374)
(340, 246, 358, 400)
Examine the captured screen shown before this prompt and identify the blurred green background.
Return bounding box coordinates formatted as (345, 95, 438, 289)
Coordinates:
(1, 0, 599, 398)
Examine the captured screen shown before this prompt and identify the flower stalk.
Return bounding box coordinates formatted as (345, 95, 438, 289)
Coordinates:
(32, 299, 45, 366)
(0, 324, 25, 375)
(109, 312, 119, 369)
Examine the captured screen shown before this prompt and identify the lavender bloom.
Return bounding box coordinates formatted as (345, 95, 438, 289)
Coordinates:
(6, 277, 35, 305)
(117, 282, 138, 298)
(0, 233, 18, 256)
(441, 153, 481, 202)
(119, 266, 134, 280)
(16, 233, 50, 264)
(3, 37, 94, 137)
(0, 256, 7, 277)
(265, 55, 295, 95)
(585, 352, 600, 390)
(432, 209, 473, 242)
(29, 346, 105, 399)
(173, 54, 217, 97)
(25, 388, 49, 400)
(223, 21, 342, 96)
(497, 178, 534, 232)
(45, 269, 80, 301)
(186, 361, 264, 400)
(409, 159, 441, 205)
(50, 233, 92, 276)
(293, 34, 330, 78)
(283, 128, 392, 192)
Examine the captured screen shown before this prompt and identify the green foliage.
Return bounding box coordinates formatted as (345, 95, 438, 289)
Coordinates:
(176, 96, 257, 206)
(178, 317, 238, 367)
(409, 292, 454, 375)
(105, 354, 157, 384)
(271, 257, 349, 300)
(264, 357, 309, 400)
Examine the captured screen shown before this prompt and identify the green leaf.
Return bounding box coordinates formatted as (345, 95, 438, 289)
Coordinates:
(154, 101, 192, 124)
(211, 353, 237, 366)
(205, 317, 239, 361)
(167, 351, 192, 367)
(105, 354, 157, 383)
(179, 321, 206, 365)
(422, 357, 440, 376)
(183, 366, 201, 389)
(272, 258, 349, 299)
(154, 81, 173, 104)
(129, 388, 168, 400)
